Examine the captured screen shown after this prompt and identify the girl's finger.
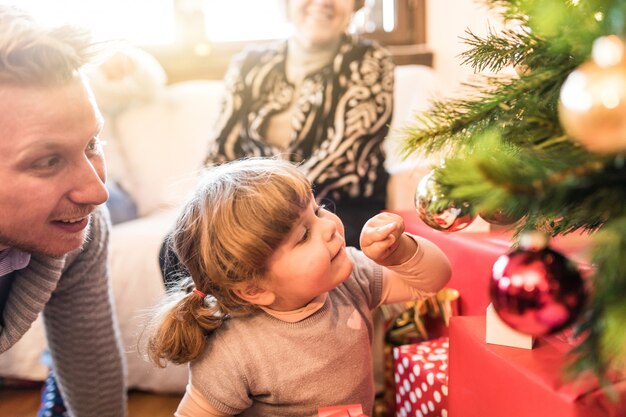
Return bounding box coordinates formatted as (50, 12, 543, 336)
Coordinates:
(376, 222, 397, 237)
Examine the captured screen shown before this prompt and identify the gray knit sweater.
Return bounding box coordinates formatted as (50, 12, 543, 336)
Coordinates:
(0, 206, 127, 417)
(190, 248, 384, 417)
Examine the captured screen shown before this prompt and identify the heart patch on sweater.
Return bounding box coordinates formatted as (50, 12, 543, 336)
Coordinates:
(347, 309, 363, 330)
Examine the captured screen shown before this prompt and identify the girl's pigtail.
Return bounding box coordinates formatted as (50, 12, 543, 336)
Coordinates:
(145, 285, 227, 367)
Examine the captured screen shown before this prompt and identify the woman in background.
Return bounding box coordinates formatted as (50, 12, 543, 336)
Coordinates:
(162, 0, 394, 282)
(206, 0, 394, 247)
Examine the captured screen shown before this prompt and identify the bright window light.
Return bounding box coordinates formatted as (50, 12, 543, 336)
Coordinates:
(382, 0, 395, 32)
(13, 0, 176, 45)
(11, 0, 291, 45)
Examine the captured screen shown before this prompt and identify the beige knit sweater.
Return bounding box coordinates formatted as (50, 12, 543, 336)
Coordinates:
(0, 206, 127, 417)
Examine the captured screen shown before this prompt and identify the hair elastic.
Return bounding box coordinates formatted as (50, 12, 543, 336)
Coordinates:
(193, 289, 221, 316)
(192, 288, 207, 298)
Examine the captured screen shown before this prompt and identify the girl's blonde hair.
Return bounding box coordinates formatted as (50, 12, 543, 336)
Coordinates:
(146, 158, 312, 366)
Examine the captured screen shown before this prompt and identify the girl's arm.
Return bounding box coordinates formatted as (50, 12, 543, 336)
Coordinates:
(360, 212, 452, 305)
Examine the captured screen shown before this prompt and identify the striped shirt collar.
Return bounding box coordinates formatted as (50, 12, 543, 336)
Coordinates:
(0, 248, 31, 277)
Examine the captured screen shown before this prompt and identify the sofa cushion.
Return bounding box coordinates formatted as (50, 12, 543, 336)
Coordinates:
(115, 80, 224, 215)
(87, 47, 169, 198)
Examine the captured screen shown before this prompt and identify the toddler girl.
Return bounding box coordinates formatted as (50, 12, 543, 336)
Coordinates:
(146, 158, 451, 417)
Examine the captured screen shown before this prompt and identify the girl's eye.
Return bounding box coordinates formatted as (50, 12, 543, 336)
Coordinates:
(299, 227, 310, 244)
(315, 204, 326, 217)
(299, 203, 326, 243)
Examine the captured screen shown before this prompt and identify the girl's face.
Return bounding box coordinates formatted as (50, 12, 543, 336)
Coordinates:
(262, 196, 353, 311)
(287, 0, 355, 50)
(434, 208, 462, 229)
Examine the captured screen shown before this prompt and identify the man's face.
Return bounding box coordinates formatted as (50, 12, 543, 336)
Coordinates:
(0, 75, 108, 257)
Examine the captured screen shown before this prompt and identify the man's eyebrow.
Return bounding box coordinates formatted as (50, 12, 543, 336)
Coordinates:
(18, 124, 104, 157)
(21, 141, 63, 153)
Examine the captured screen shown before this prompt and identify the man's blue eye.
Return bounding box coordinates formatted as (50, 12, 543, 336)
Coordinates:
(87, 138, 105, 154)
(34, 156, 60, 169)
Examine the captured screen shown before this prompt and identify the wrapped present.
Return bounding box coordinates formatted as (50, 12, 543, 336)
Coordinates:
(449, 316, 626, 417)
(318, 404, 366, 417)
(393, 337, 449, 417)
(377, 289, 459, 417)
(381, 288, 460, 347)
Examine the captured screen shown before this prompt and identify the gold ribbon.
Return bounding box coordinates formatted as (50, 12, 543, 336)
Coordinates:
(382, 288, 460, 345)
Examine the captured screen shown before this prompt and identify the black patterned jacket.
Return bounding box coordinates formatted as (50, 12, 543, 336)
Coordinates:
(205, 34, 395, 244)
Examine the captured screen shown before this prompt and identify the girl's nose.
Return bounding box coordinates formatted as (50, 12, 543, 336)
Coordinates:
(321, 213, 339, 241)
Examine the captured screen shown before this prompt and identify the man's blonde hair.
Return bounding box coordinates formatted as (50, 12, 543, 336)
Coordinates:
(0, 5, 92, 86)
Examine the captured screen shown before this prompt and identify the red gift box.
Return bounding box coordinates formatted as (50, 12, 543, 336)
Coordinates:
(393, 337, 449, 417)
(449, 316, 626, 417)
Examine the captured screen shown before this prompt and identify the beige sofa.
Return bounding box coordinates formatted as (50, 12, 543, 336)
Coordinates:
(0, 63, 441, 393)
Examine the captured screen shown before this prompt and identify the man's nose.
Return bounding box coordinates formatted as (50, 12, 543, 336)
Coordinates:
(67, 156, 109, 206)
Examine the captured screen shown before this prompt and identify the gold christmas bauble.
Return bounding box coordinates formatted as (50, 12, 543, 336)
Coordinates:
(558, 35, 626, 154)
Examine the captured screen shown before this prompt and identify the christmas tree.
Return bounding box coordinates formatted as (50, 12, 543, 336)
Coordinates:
(401, 0, 626, 383)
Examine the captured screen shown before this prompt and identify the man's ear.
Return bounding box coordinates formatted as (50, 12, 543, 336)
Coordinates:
(233, 283, 275, 306)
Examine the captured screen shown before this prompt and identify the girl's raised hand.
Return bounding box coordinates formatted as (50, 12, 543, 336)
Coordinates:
(359, 212, 409, 266)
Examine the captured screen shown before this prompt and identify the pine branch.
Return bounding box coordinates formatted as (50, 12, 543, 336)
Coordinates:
(430, 131, 625, 235)
(399, 65, 574, 160)
(459, 26, 534, 73)
(569, 218, 626, 384)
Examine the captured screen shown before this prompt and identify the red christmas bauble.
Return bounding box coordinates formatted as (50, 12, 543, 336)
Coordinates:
(489, 232, 586, 336)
